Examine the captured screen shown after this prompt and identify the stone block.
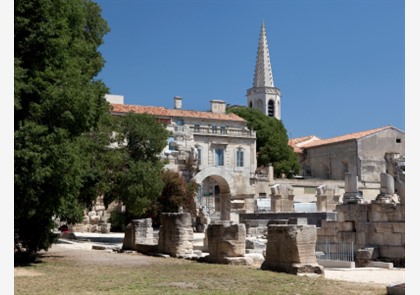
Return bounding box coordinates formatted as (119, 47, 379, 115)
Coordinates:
(158, 213, 194, 257)
(206, 222, 246, 263)
(338, 221, 354, 232)
(369, 203, 404, 222)
(373, 222, 393, 233)
(378, 246, 405, 260)
(392, 222, 405, 233)
(355, 221, 371, 233)
(336, 204, 368, 222)
(355, 232, 367, 245)
(261, 224, 323, 275)
(337, 231, 356, 243)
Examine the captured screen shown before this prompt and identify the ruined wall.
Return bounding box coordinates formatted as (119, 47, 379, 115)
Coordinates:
(317, 203, 405, 266)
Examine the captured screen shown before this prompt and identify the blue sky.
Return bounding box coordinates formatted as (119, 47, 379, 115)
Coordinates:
(95, 0, 405, 140)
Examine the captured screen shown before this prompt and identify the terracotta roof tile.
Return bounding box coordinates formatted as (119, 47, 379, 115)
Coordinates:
(110, 104, 246, 122)
(288, 135, 320, 153)
(301, 126, 395, 149)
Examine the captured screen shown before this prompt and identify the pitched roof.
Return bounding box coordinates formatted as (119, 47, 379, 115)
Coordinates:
(288, 135, 321, 153)
(110, 103, 246, 122)
(289, 125, 403, 152)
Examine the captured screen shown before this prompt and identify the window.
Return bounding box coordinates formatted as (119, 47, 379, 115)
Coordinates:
(211, 125, 218, 133)
(194, 124, 200, 133)
(168, 137, 176, 151)
(268, 100, 274, 117)
(396, 138, 401, 143)
(215, 148, 224, 166)
(236, 148, 244, 167)
(197, 147, 201, 165)
(176, 119, 185, 126)
(249, 101, 253, 108)
(220, 126, 227, 134)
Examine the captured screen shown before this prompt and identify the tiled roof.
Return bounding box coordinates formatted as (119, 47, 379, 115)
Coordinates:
(289, 125, 403, 152)
(110, 104, 246, 122)
(288, 135, 321, 153)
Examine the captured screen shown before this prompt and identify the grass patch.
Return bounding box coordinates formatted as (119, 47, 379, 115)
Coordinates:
(14, 248, 387, 295)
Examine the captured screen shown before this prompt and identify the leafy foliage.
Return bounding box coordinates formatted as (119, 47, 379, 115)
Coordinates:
(14, 0, 110, 253)
(227, 106, 300, 178)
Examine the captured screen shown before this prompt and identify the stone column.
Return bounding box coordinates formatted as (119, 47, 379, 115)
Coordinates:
(122, 218, 154, 251)
(270, 184, 294, 212)
(374, 173, 396, 204)
(220, 193, 231, 221)
(261, 224, 324, 275)
(342, 173, 363, 204)
(316, 184, 341, 211)
(158, 212, 194, 257)
(205, 221, 246, 264)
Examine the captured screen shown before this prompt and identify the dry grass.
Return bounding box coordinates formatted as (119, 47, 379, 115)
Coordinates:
(14, 245, 388, 295)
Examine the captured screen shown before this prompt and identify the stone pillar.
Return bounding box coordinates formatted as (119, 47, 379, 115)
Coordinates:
(342, 173, 363, 204)
(316, 184, 341, 212)
(122, 218, 154, 251)
(374, 173, 396, 203)
(244, 194, 256, 213)
(270, 184, 294, 212)
(261, 224, 324, 275)
(220, 193, 231, 221)
(158, 212, 194, 257)
(205, 221, 246, 263)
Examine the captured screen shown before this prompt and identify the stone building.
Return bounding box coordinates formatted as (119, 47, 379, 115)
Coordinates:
(108, 95, 257, 222)
(289, 126, 405, 183)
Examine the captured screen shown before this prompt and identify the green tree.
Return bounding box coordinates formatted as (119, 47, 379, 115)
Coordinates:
(143, 169, 197, 228)
(227, 107, 300, 178)
(102, 113, 169, 219)
(14, 0, 110, 254)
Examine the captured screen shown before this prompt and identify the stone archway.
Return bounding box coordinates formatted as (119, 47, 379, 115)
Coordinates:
(194, 167, 237, 221)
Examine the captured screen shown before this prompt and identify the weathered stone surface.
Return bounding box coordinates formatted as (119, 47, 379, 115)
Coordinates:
(261, 224, 324, 275)
(369, 203, 404, 222)
(158, 213, 194, 257)
(355, 247, 377, 267)
(206, 221, 246, 263)
(122, 218, 154, 251)
(337, 204, 369, 222)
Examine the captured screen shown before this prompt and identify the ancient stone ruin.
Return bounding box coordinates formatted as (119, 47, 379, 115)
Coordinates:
(204, 221, 246, 264)
(342, 173, 363, 204)
(316, 184, 341, 212)
(122, 218, 155, 251)
(261, 222, 324, 275)
(157, 212, 194, 257)
(270, 183, 294, 212)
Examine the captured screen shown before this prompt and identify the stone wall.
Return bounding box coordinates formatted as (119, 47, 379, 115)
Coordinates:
(317, 203, 405, 266)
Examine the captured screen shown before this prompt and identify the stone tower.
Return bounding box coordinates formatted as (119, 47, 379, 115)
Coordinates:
(246, 21, 281, 120)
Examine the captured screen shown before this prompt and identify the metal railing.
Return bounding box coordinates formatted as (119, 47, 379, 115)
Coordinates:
(316, 242, 355, 262)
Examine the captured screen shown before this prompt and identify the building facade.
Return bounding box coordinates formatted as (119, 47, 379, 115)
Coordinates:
(289, 126, 405, 183)
(108, 95, 258, 221)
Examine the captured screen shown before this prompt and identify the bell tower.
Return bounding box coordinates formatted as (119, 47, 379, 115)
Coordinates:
(246, 21, 281, 120)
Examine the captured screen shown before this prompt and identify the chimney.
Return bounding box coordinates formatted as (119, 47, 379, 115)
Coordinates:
(210, 100, 226, 114)
(174, 96, 182, 109)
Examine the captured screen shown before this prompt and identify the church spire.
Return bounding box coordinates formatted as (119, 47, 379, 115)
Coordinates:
(246, 20, 281, 120)
(253, 20, 275, 88)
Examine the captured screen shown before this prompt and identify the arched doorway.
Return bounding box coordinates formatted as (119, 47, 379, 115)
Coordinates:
(194, 167, 237, 221)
